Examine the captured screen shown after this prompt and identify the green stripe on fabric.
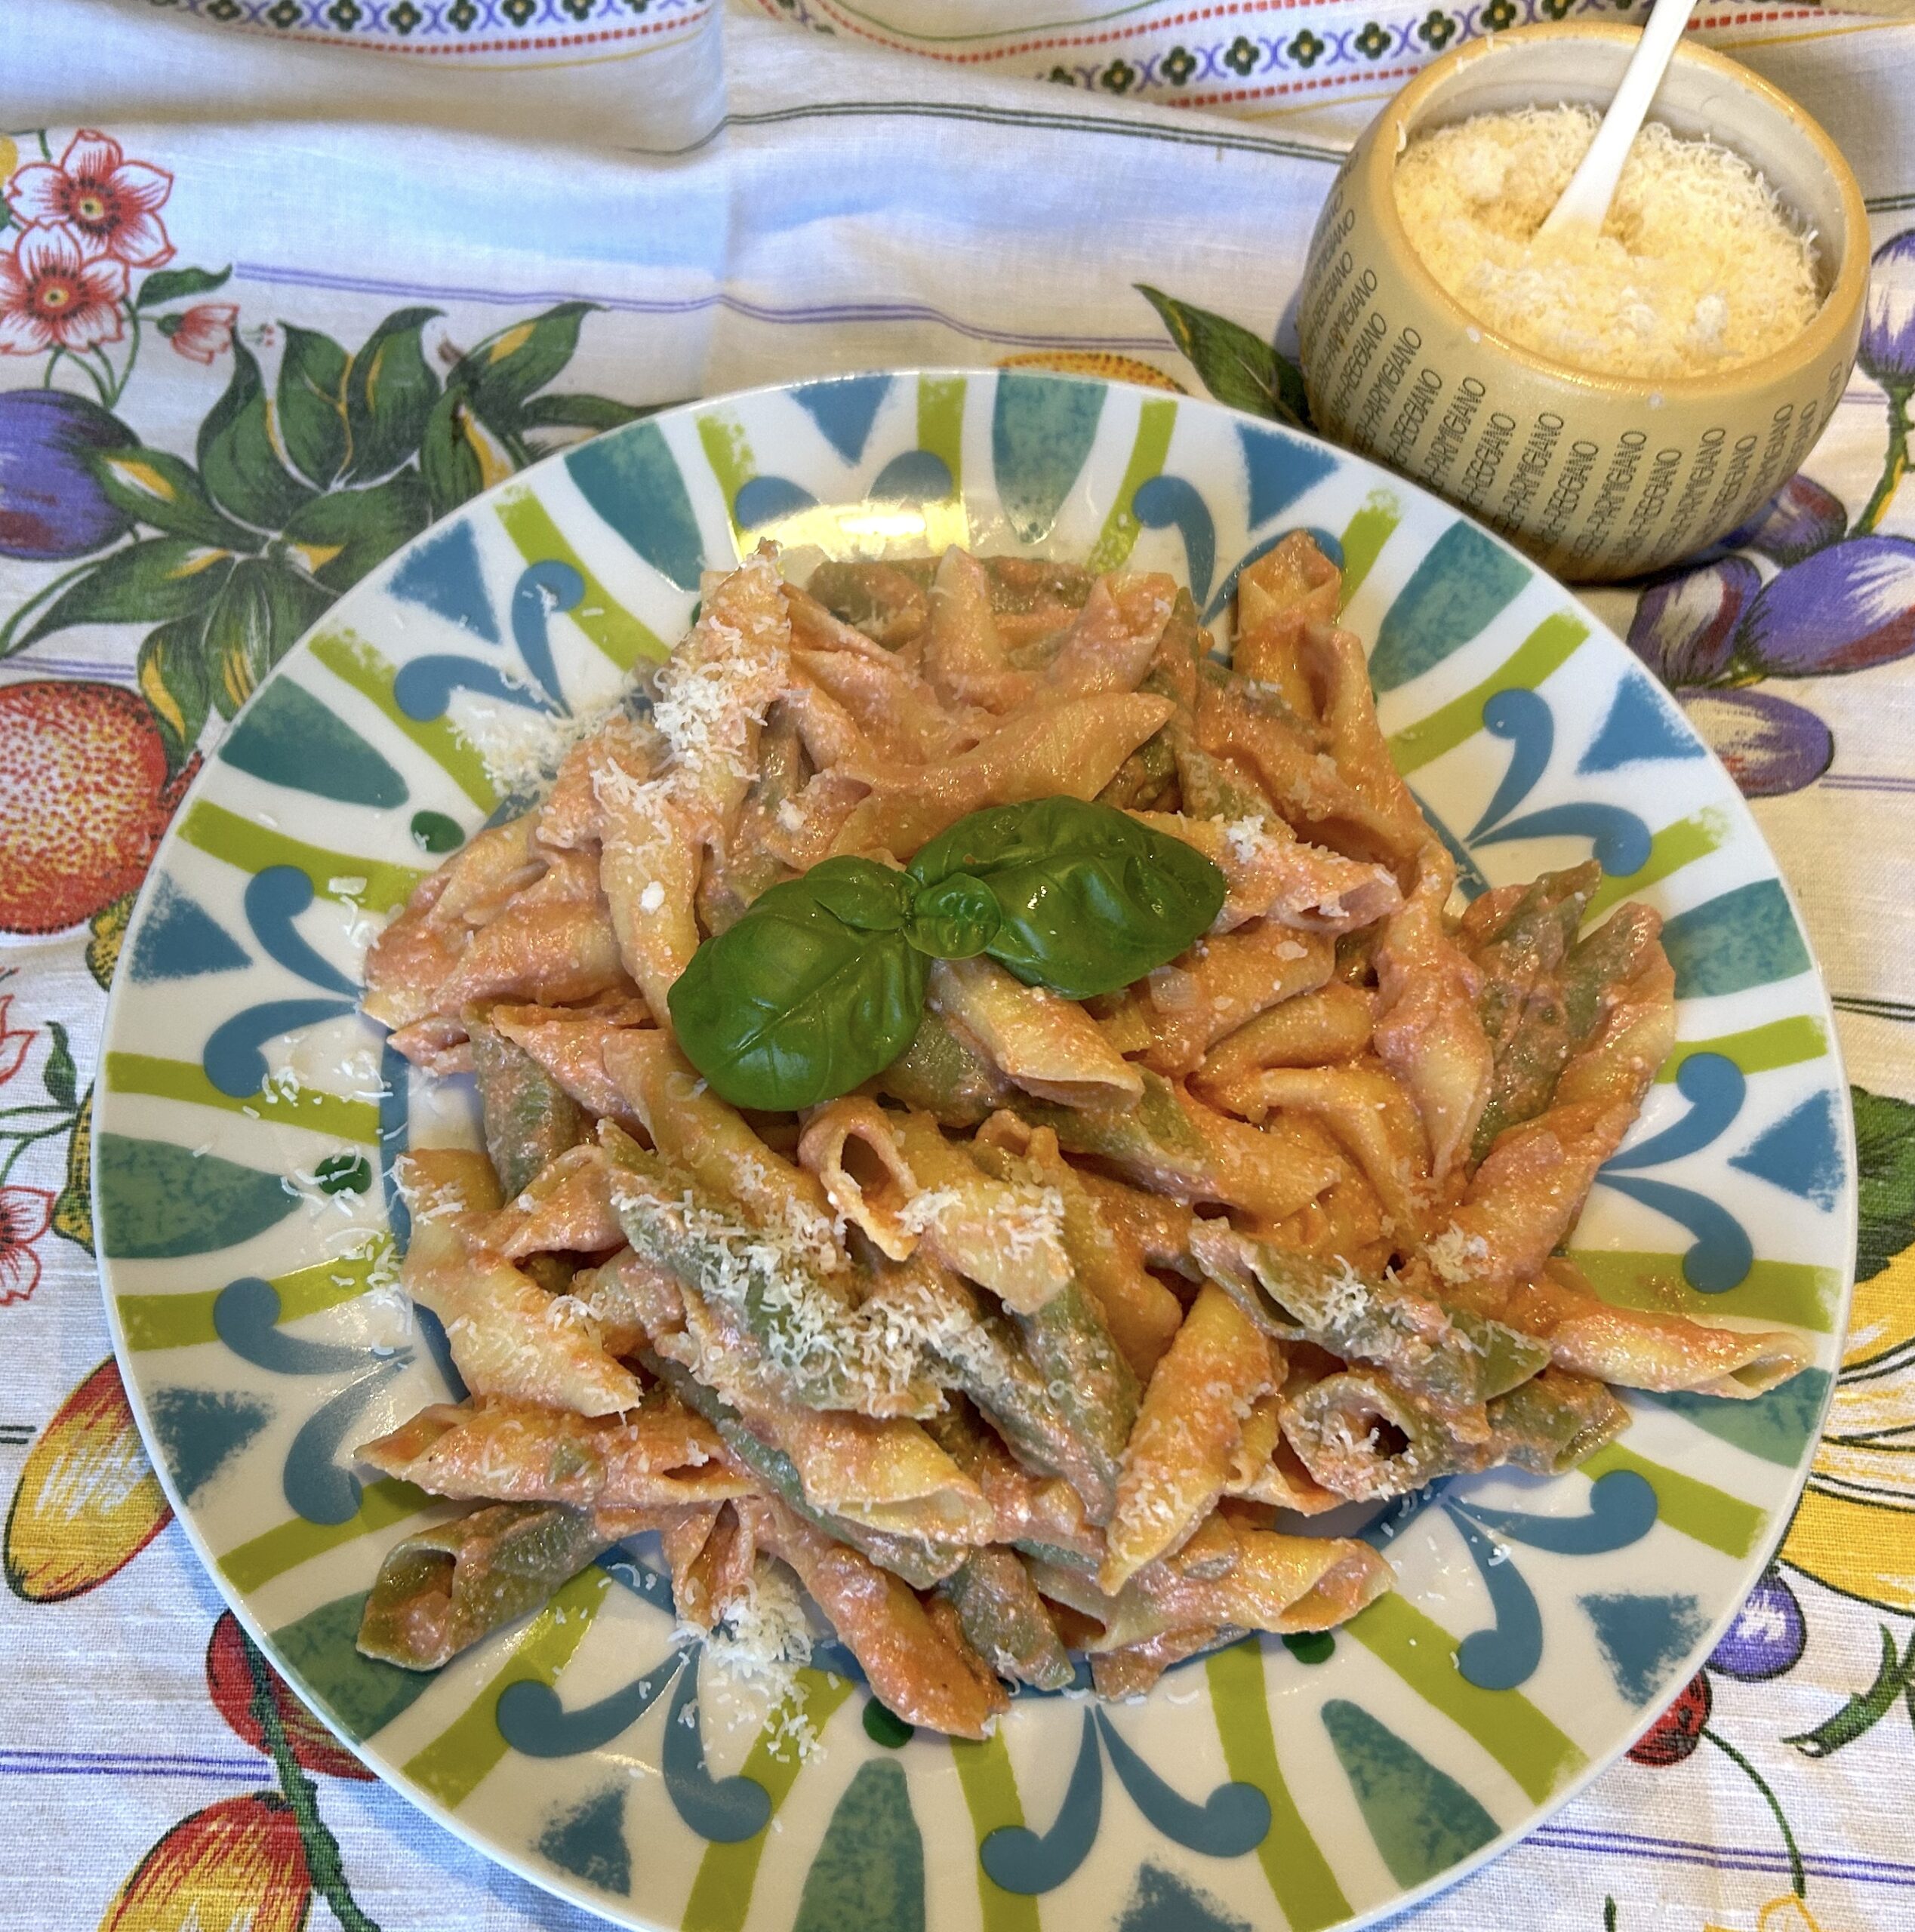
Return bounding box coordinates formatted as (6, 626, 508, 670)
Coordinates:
(178, 801, 424, 912)
(1085, 398, 1178, 574)
(119, 1244, 393, 1352)
(1344, 1595, 1584, 1802)
(697, 412, 755, 541)
(1337, 490, 1400, 607)
(948, 1730, 1042, 1932)
(681, 1669, 858, 1932)
(106, 1051, 379, 1145)
(219, 1478, 430, 1592)
(1387, 612, 1588, 775)
(1208, 1641, 1350, 1930)
(1656, 1016, 1830, 1082)
(495, 491, 667, 672)
(1569, 1248, 1841, 1332)
(1584, 811, 1731, 918)
(403, 1566, 611, 1810)
(307, 631, 498, 811)
(1579, 1446, 1767, 1558)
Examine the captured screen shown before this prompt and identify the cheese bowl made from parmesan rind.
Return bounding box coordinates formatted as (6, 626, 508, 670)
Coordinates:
(1296, 23, 1867, 583)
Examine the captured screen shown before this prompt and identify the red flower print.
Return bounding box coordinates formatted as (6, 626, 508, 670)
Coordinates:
(205, 1612, 374, 1780)
(0, 1186, 54, 1304)
(167, 300, 239, 365)
(1627, 1669, 1712, 1766)
(0, 996, 32, 1088)
(0, 228, 129, 356)
(97, 1792, 312, 1932)
(4, 130, 174, 269)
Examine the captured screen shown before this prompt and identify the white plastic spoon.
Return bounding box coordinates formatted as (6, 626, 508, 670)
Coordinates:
(1537, 0, 1701, 238)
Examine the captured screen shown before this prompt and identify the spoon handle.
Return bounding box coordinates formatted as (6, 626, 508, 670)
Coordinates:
(1538, 0, 1701, 237)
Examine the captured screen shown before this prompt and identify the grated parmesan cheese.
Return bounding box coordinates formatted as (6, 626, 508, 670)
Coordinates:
(695, 1559, 824, 1759)
(460, 688, 627, 798)
(897, 1186, 966, 1235)
(1393, 106, 1821, 378)
(999, 1187, 1067, 1263)
(1320, 1257, 1372, 1331)
(613, 1179, 962, 1408)
(1424, 1223, 1491, 1287)
(1221, 816, 1274, 867)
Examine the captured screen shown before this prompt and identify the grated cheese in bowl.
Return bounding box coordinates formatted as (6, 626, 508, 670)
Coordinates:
(1393, 104, 1822, 380)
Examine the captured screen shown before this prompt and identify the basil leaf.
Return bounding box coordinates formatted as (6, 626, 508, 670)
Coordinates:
(667, 869, 929, 1111)
(804, 854, 913, 934)
(909, 796, 1225, 999)
(905, 874, 1000, 959)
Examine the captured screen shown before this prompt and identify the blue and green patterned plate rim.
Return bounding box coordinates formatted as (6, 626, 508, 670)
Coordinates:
(94, 369, 1855, 1932)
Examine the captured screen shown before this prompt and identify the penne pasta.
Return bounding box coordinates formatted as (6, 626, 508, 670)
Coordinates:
(889, 1107, 1072, 1312)
(1458, 1257, 1814, 1398)
(1202, 1057, 1430, 1238)
(929, 955, 1144, 1106)
(1102, 1281, 1273, 1591)
(1135, 811, 1402, 936)
(1195, 983, 1376, 1086)
(356, 539, 1809, 1728)
(473, 1144, 624, 1260)
(1126, 922, 1337, 1077)
(356, 1395, 750, 1509)
(1372, 842, 1493, 1182)
(941, 1548, 1076, 1690)
(831, 691, 1175, 857)
(798, 1098, 922, 1260)
(742, 1496, 1011, 1738)
(358, 1500, 650, 1670)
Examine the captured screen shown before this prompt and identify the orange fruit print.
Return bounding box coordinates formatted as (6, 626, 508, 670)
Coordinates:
(0, 678, 196, 933)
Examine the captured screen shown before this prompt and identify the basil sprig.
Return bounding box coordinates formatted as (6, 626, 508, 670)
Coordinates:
(667, 797, 1225, 1111)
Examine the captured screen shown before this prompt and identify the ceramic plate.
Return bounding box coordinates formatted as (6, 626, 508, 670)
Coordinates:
(95, 370, 1855, 1932)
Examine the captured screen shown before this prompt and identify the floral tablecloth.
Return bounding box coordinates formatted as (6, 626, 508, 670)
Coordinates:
(5, 2, 1915, 1927)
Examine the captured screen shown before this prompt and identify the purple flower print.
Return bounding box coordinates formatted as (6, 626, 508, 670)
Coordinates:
(1723, 474, 1848, 567)
(0, 387, 135, 559)
(1860, 230, 1915, 391)
(1735, 536, 1915, 677)
(1709, 1571, 1809, 1681)
(1683, 691, 1833, 797)
(1627, 556, 1757, 685)
(1858, 230, 1915, 531)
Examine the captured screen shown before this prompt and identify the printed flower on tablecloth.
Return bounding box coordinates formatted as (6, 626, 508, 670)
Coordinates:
(0, 131, 229, 411)
(89, 1617, 381, 1929)
(1775, 1088, 1915, 1718)
(1, 264, 647, 829)
(98, 1793, 313, 1932)
(163, 300, 238, 365)
(1627, 1580, 1812, 1899)
(0, 994, 34, 1088)
(0, 227, 130, 356)
(1704, 1901, 1833, 1932)
(0, 1185, 53, 1303)
(3, 130, 175, 269)
(206, 1612, 374, 1780)
(0, 388, 138, 561)
(1608, 221, 1915, 796)
(4, 1357, 171, 1601)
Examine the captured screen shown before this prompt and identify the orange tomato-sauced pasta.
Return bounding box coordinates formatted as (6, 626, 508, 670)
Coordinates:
(353, 538, 1812, 1736)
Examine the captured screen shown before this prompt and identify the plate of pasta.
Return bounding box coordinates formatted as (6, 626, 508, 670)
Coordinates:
(95, 370, 1853, 1932)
